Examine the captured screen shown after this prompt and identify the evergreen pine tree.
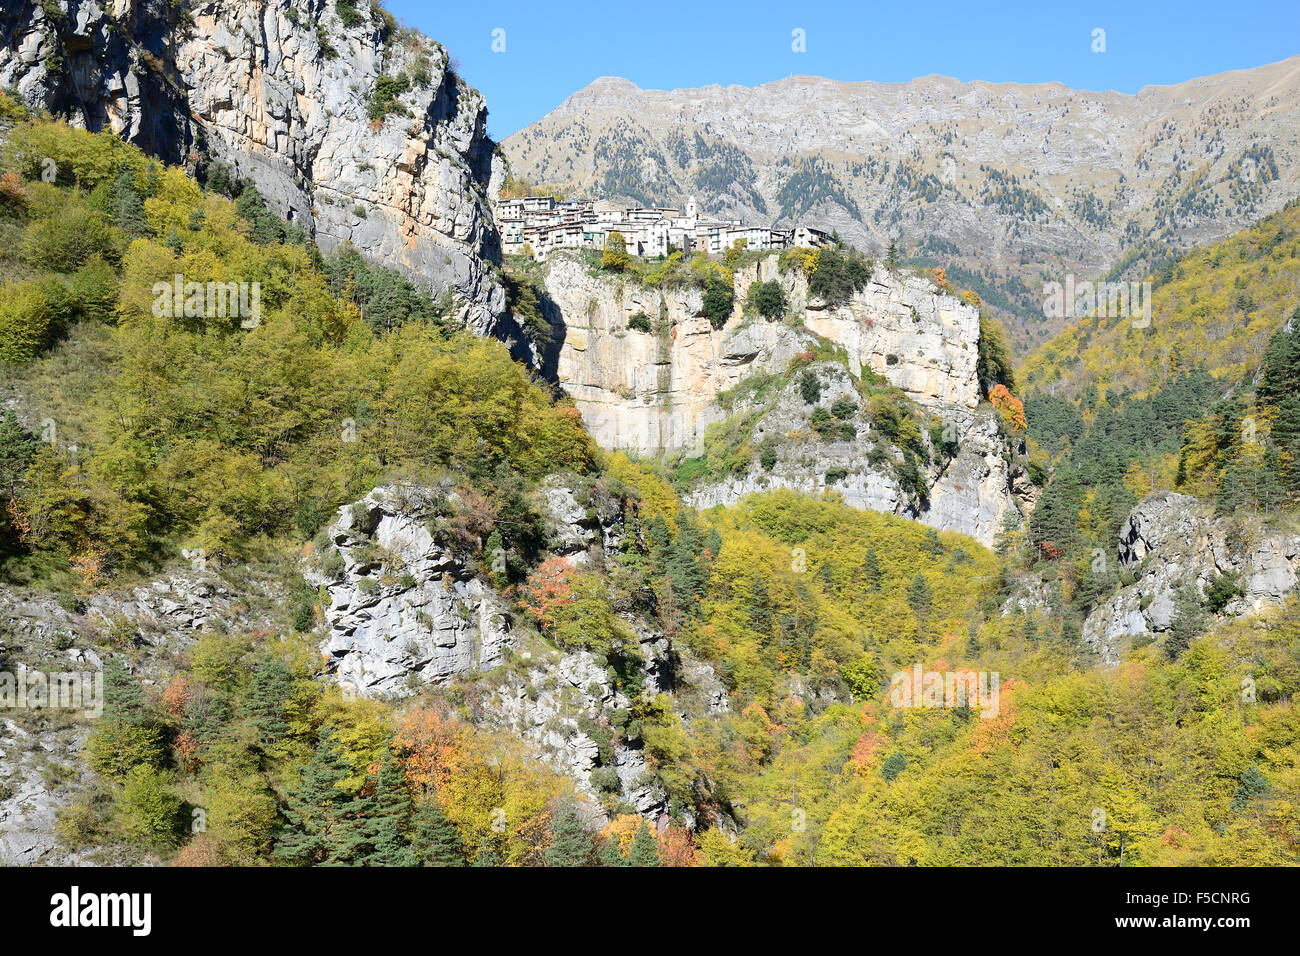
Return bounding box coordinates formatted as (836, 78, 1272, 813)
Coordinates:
(1029, 467, 1085, 557)
(665, 515, 708, 611)
(747, 572, 773, 631)
(410, 794, 464, 866)
(329, 784, 376, 867)
(907, 573, 933, 618)
(862, 548, 883, 591)
(244, 656, 293, 749)
(628, 822, 661, 867)
(1165, 582, 1208, 659)
(108, 161, 148, 237)
(645, 515, 672, 577)
(364, 748, 418, 866)
(545, 803, 594, 866)
(598, 839, 629, 867)
(274, 727, 361, 865)
(103, 656, 148, 723)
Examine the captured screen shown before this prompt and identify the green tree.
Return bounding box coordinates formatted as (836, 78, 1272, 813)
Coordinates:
(702, 275, 734, 329)
(976, 315, 1017, 394)
(119, 767, 182, 847)
(1029, 468, 1085, 558)
(1165, 582, 1207, 659)
(545, 802, 595, 866)
(410, 795, 465, 866)
(880, 752, 907, 781)
(274, 727, 363, 865)
(85, 657, 166, 780)
(106, 160, 149, 237)
(799, 370, 821, 405)
(602, 231, 629, 271)
(205, 777, 278, 864)
(862, 548, 883, 590)
(628, 822, 661, 866)
(21, 202, 120, 271)
(807, 245, 871, 305)
(0, 281, 53, 363)
(364, 748, 418, 866)
(0, 410, 37, 557)
(885, 238, 900, 269)
(746, 280, 786, 321)
(244, 657, 294, 750)
(907, 573, 932, 618)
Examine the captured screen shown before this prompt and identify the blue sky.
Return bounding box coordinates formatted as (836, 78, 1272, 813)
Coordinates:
(385, 0, 1300, 140)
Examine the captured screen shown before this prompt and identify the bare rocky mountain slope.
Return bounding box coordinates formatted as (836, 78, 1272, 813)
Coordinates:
(504, 59, 1300, 345)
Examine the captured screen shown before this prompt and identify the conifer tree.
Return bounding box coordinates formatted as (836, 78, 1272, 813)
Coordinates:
(545, 803, 594, 867)
(907, 573, 932, 618)
(244, 657, 293, 750)
(862, 548, 883, 591)
(274, 727, 361, 865)
(107, 160, 148, 237)
(747, 572, 773, 630)
(102, 656, 149, 723)
(629, 822, 661, 867)
(364, 748, 418, 866)
(410, 794, 464, 866)
(1165, 582, 1207, 659)
(598, 839, 629, 867)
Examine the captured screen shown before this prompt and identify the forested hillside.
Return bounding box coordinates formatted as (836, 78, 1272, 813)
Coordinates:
(1, 99, 1298, 867)
(1012, 200, 1300, 647)
(1021, 199, 1300, 401)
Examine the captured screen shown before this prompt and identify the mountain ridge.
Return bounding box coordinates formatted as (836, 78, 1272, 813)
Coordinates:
(505, 55, 1300, 349)
(565, 53, 1300, 101)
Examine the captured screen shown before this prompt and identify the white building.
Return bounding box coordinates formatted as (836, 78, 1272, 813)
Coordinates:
(793, 226, 833, 248)
(497, 191, 829, 261)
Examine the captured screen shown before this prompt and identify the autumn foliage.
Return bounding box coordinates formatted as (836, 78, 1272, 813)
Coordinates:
(988, 384, 1027, 431)
(516, 555, 576, 627)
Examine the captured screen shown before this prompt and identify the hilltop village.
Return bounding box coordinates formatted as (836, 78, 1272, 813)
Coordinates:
(497, 194, 833, 260)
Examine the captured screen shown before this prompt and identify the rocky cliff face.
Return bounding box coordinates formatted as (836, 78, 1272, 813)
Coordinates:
(303, 480, 727, 821)
(546, 254, 980, 457)
(1083, 492, 1300, 663)
(305, 485, 515, 696)
(0, 0, 508, 331)
(540, 251, 1029, 545)
(0, 564, 286, 864)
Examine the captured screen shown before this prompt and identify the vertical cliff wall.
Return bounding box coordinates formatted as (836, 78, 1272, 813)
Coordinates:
(538, 252, 1032, 544)
(0, 0, 507, 331)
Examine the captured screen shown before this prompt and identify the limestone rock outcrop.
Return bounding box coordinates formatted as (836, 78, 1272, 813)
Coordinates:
(303, 481, 714, 819)
(0, 0, 508, 332)
(1082, 492, 1300, 663)
(541, 251, 1028, 545)
(484, 632, 674, 820)
(545, 254, 979, 456)
(306, 485, 514, 696)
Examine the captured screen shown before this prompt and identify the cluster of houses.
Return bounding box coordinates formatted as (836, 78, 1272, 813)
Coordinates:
(496, 195, 833, 261)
